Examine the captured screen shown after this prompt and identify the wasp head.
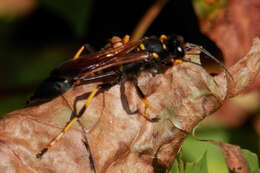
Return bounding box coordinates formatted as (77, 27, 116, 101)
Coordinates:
(163, 34, 185, 59)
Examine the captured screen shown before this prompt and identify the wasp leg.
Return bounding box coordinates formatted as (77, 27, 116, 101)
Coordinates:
(36, 88, 99, 159)
(173, 59, 183, 66)
(76, 119, 96, 173)
(73, 44, 96, 60)
(60, 95, 96, 172)
(36, 72, 125, 159)
(133, 78, 160, 122)
(73, 45, 85, 60)
(82, 136, 96, 173)
(120, 81, 138, 114)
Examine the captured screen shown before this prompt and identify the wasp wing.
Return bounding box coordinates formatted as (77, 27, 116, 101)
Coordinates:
(28, 39, 152, 104)
(77, 51, 152, 80)
(56, 40, 143, 79)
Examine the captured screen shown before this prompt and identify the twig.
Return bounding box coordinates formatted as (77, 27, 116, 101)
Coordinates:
(131, 0, 167, 40)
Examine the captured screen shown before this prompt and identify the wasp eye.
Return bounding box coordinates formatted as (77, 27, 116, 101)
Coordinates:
(166, 34, 185, 58)
(176, 46, 185, 58)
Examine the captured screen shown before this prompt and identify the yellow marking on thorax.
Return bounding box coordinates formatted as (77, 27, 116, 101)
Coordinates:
(162, 43, 167, 50)
(140, 44, 145, 50)
(123, 35, 130, 44)
(160, 34, 167, 42)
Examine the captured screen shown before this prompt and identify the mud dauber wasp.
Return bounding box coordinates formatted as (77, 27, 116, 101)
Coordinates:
(29, 34, 232, 159)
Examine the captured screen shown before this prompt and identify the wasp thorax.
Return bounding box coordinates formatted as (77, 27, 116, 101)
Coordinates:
(142, 38, 164, 54)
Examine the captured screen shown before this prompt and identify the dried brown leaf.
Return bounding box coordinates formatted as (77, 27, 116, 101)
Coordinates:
(199, 0, 260, 67)
(0, 38, 260, 173)
(212, 141, 250, 173)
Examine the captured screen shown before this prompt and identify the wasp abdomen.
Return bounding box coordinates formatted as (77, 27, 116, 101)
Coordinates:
(28, 70, 73, 104)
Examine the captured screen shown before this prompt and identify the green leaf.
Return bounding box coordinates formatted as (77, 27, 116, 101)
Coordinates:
(253, 169, 260, 173)
(192, 0, 227, 19)
(38, 0, 93, 37)
(170, 160, 178, 173)
(182, 133, 229, 173)
(170, 153, 185, 173)
(242, 149, 259, 173)
(185, 151, 208, 173)
(170, 151, 208, 173)
(170, 159, 179, 173)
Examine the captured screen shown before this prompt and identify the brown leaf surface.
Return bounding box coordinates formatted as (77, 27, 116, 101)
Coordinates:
(212, 141, 249, 173)
(199, 0, 260, 67)
(194, 0, 260, 127)
(0, 38, 260, 173)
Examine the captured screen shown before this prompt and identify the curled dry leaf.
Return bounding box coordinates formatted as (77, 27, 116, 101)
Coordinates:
(198, 0, 260, 92)
(195, 0, 260, 127)
(212, 37, 260, 126)
(0, 38, 260, 173)
(212, 141, 249, 173)
(199, 0, 260, 66)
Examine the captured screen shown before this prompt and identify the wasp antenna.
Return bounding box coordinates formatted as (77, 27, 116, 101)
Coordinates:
(182, 59, 203, 67)
(186, 43, 234, 80)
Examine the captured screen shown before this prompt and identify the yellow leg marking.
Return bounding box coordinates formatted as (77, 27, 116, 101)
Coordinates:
(36, 116, 79, 158)
(123, 35, 130, 44)
(152, 52, 159, 59)
(73, 45, 85, 60)
(48, 88, 98, 148)
(64, 117, 78, 131)
(49, 117, 78, 146)
(173, 59, 183, 66)
(37, 88, 99, 158)
(142, 98, 150, 120)
(85, 88, 99, 107)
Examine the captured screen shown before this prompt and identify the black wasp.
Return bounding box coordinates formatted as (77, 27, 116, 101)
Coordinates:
(30, 34, 232, 158)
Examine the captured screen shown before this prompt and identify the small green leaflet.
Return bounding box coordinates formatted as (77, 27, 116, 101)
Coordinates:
(170, 152, 208, 173)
